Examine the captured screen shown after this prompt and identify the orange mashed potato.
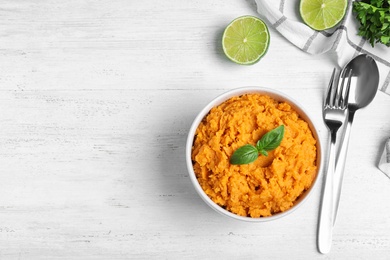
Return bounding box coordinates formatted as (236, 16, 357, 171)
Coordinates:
(192, 94, 317, 218)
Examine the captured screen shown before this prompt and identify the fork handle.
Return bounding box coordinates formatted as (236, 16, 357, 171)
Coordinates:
(333, 110, 356, 225)
(318, 130, 336, 254)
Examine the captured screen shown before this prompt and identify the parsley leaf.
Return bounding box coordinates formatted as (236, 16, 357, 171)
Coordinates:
(353, 0, 390, 47)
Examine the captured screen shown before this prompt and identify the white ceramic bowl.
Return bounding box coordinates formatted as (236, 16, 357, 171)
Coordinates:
(186, 87, 323, 222)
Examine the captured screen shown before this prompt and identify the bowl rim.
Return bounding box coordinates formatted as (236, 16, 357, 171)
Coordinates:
(186, 86, 323, 222)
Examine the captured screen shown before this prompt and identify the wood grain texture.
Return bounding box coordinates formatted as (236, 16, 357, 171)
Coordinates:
(1, 0, 390, 259)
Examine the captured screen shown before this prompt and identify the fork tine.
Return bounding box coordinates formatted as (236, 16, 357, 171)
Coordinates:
(335, 69, 346, 107)
(343, 69, 353, 107)
(335, 68, 353, 108)
(325, 68, 336, 107)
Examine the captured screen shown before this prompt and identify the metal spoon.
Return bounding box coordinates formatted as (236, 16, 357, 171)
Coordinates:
(333, 54, 379, 225)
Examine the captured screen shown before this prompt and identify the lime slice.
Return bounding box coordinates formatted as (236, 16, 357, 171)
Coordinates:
(222, 16, 270, 65)
(300, 0, 348, 31)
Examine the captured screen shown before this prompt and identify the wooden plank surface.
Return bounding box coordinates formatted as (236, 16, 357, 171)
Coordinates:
(1, 0, 390, 259)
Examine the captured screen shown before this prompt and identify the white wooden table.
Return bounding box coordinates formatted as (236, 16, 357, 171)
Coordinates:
(1, 1, 390, 259)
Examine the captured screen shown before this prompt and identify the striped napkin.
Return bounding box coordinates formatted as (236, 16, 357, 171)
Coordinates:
(254, 0, 390, 176)
(379, 138, 390, 179)
(254, 0, 390, 95)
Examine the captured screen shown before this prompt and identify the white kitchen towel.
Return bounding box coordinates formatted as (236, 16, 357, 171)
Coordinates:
(379, 138, 390, 178)
(255, 0, 390, 95)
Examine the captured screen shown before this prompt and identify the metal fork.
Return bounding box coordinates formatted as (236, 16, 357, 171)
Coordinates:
(318, 68, 352, 254)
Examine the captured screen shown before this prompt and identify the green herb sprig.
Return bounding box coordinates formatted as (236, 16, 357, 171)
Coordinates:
(230, 125, 285, 165)
(353, 0, 390, 47)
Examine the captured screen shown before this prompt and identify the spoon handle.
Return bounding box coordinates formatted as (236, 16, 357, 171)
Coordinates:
(333, 111, 355, 226)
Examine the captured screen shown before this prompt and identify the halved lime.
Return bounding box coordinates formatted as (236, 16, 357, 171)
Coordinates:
(222, 16, 270, 65)
(300, 0, 348, 31)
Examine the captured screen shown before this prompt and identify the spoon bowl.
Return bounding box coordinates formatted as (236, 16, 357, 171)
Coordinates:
(343, 54, 379, 111)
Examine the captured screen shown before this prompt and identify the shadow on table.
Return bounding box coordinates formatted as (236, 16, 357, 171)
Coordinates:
(155, 110, 222, 227)
(214, 27, 230, 64)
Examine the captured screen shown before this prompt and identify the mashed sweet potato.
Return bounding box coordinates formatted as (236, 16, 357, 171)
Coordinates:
(192, 93, 317, 218)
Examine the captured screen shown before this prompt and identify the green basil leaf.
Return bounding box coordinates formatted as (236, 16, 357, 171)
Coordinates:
(230, 144, 258, 165)
(230, 125, 285, 165)
(256, 125, 285, 152)
(259, 149, 268, 157)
